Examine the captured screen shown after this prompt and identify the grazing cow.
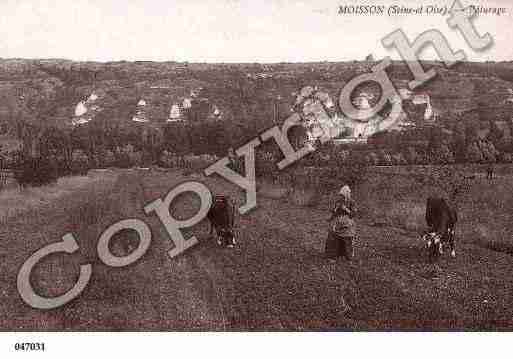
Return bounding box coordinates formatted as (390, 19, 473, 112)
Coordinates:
(422, 196, 457, 259)
(207, 195, 236, 247)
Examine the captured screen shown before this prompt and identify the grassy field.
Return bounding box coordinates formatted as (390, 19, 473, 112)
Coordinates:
(356, 166, 513, 256)
(0, 166, 512, 330)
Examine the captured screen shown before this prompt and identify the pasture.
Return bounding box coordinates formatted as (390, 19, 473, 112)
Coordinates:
(0, 165, 512, 330)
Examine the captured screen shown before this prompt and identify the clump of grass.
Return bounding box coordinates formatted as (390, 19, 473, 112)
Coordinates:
(483, 240, 513, 256)
(470, 222, 513, 256)
(288, 188, 320, 207)
(355, 167, 513, 253)
(0, 174, 117, 225)
(257, 181, 290, 200)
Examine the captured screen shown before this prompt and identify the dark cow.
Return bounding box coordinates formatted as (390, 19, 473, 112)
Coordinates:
(207, 195, 236, 247)
(422, 196, 457, 259)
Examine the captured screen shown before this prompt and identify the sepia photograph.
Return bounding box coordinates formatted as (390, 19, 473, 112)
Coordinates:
(1, 0, 513, 356)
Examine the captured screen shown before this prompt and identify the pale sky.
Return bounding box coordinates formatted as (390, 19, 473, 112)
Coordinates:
(1, 0, 512, 62)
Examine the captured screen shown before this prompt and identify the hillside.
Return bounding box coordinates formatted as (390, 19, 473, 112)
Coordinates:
(1, 59, 513, 151)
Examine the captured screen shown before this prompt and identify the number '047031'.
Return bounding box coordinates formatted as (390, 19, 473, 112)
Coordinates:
(14, 343, 45, 351)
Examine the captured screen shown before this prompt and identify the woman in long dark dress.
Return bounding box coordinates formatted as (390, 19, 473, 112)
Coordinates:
(326, 185, 357, 262)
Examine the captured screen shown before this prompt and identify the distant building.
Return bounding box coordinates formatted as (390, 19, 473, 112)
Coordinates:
(352, 93, 373, 110)
(132, 99, 149, 123)
(182, 98, 192, 109)
(87, 93, 99, 102)
(74, 101, 87, 117)
(71, 91, 103, 126)
(332, 137, 368, 145)
(167, 104, 183, 122)
(72, 117, 92, 126)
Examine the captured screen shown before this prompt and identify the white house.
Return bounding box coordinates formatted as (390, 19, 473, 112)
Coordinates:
(74, 101, 88, 117)
(167, 104, 183, 122)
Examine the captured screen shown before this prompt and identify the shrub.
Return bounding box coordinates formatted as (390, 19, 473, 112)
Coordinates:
(115, 152, 134, 168)
(13, 157, 58, 187)
(466, 141, 483, 163)
(342, 163, 368, 187)
(95, 149, 116, 168)
(366, 151, 379, 166)
(131, 151, 143, 167)
(50, 155, 71, 177)
(404, 147, 419, 165)
(316, 163, 367, 192)
(500, 152, 513, 163)
(333, 149, 350, 166)
(392, 153, 407, 166)
(70, 157, 90, 176)
(159, 151, 174, 168)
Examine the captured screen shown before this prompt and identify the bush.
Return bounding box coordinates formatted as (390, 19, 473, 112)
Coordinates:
(466, 141, 483, 163)
(500, 152, 513, 163)
(13, 157, 59, 187)
(50, 155, 71, 177)
(70, 157, 90, 176)
(404, 147, 419, 165)
(131, 151, 143, 167)
(333, 149, 350, 166)
(315, 163, 367, 192)
(366, 151, 379, 166)
(115, 152, 134, 168)
(159, 150, 176, 168)
(392, 153, 407, 166)
(96, 149, 116, 168)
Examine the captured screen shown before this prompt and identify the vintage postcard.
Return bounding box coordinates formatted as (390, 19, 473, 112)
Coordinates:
(1, 0, 512, 356)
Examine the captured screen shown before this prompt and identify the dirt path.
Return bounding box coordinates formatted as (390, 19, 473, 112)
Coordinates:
(1, 169, 512, 330)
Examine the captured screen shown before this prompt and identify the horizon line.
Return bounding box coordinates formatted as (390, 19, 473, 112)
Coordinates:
(2, 57, 513, 65)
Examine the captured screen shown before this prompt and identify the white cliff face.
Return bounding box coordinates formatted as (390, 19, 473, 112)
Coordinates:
(412, 93, 429, 105)
(293, 86, 410, 144)
(74, 101, 87, 117)
(294, 88, 346, 143)
(352, 93, 373, 110)
(348, 92, 393, 138)
(72, 117, 92, 126)
(424, 100, 433, 121)
(167, 104, 182, 122)
(132, 99, 149, 122)
(399, 88, 413, 99)
(71, 92, 103, 126)
(87, 93, 99, 102)
(183, 98, 192, 109)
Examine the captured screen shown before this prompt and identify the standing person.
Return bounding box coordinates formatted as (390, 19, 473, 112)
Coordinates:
(326, 185, 357, 262)
(486, 163, 494, 180)
(0, 144, 4, 169)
